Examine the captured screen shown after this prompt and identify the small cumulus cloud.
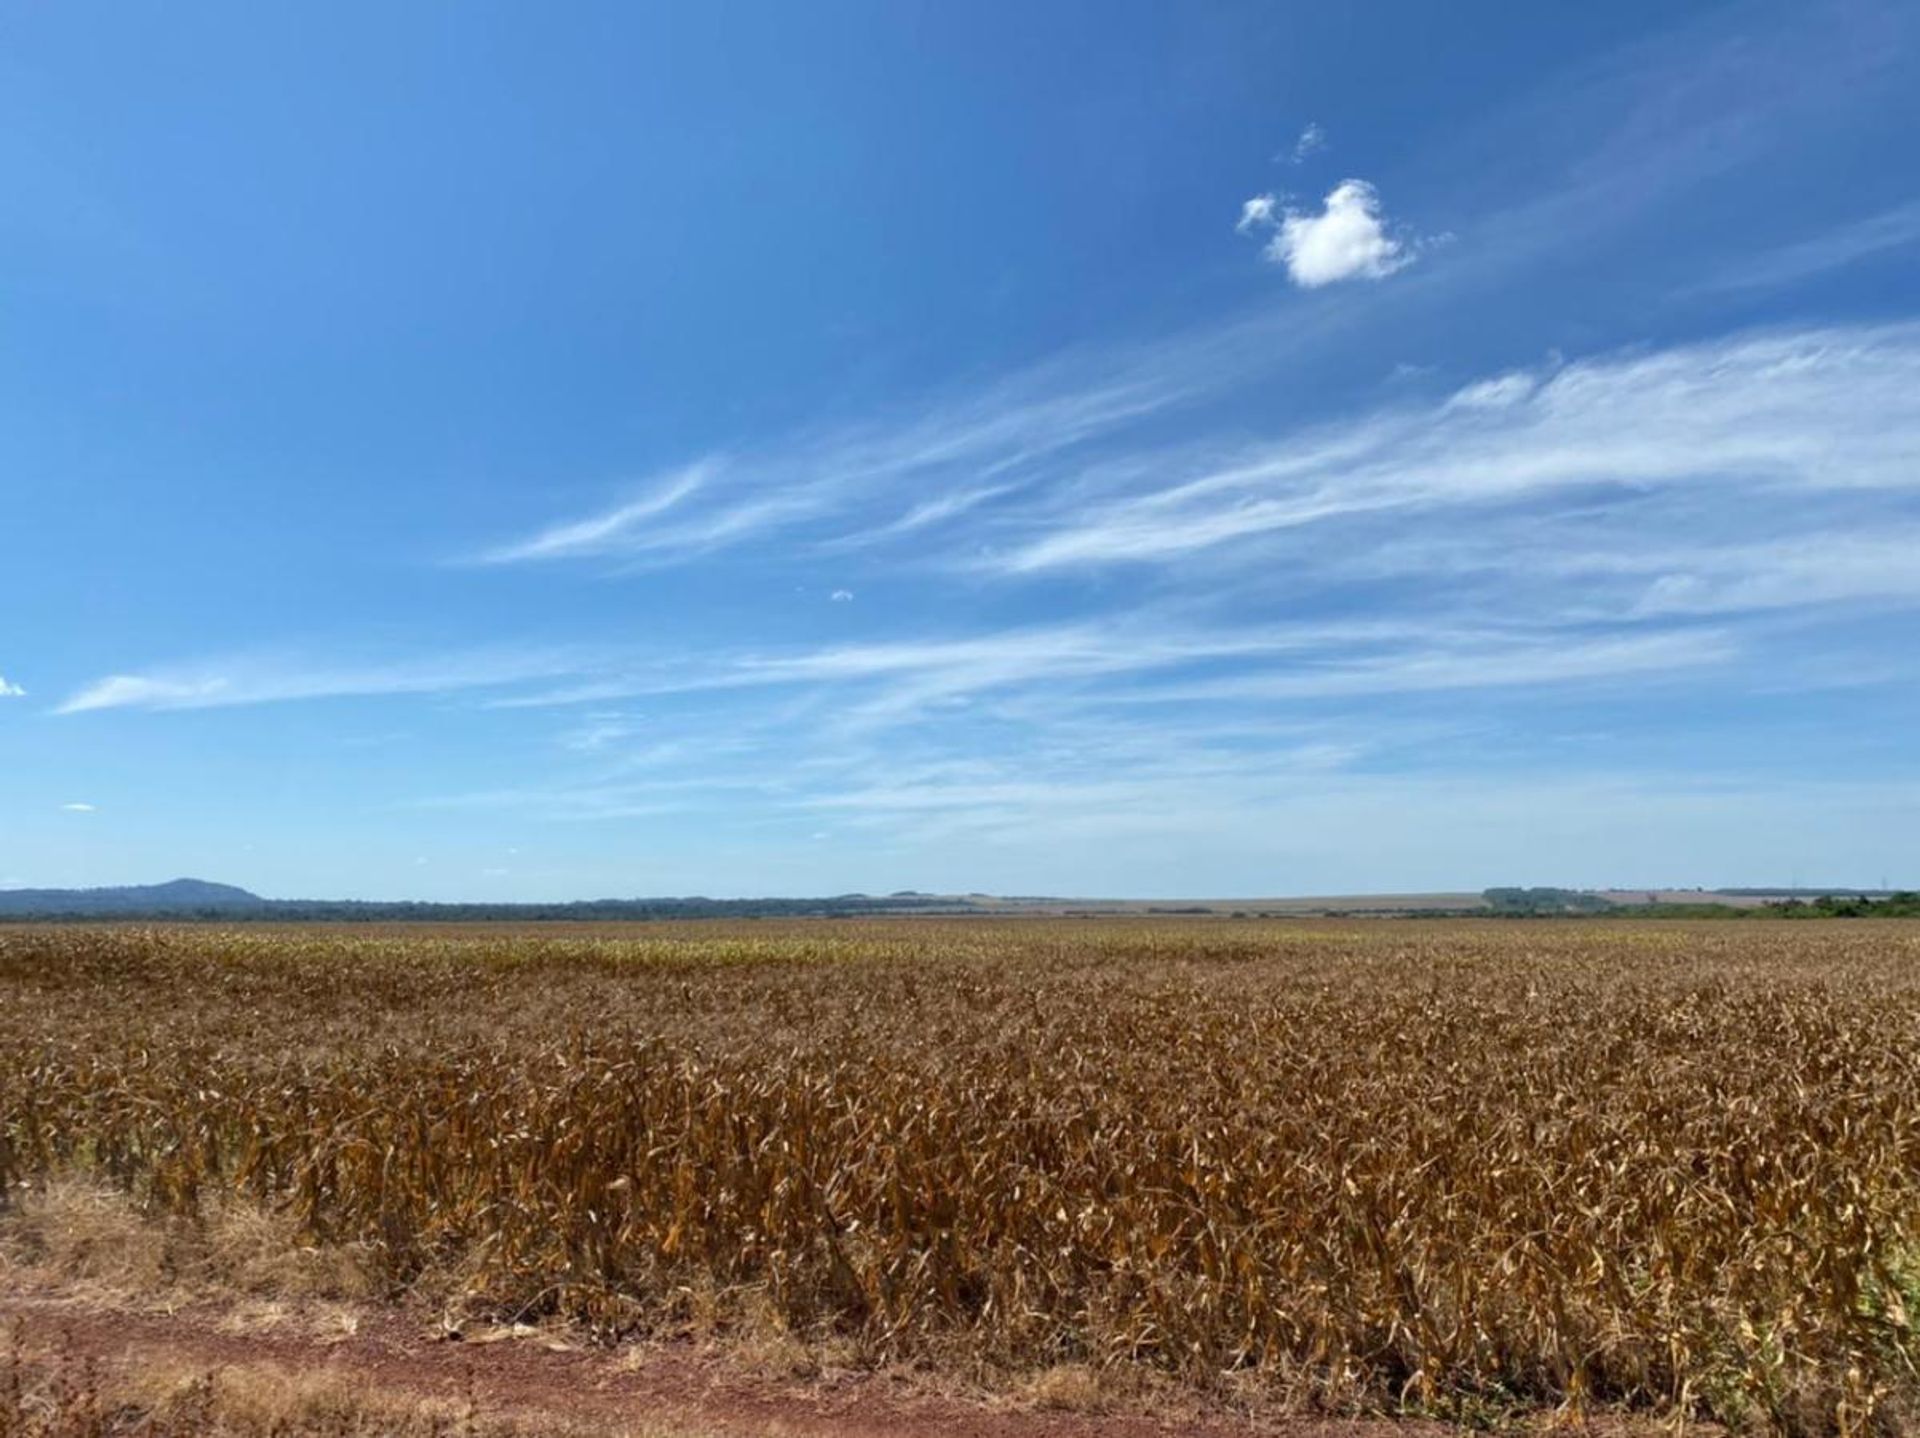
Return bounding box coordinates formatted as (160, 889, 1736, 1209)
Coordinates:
(60, 802, 96, 813)
(830, 589, 854, 602)
(1235, 194, 1278, 235)
(1239, 179, 1416, 288)
(0, 676, 24, 698)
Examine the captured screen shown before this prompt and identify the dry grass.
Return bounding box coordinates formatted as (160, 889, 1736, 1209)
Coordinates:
(4, 919, 1920, 1433)
(1017, 1363, 1115, 1413)
(0, 1176, 375, 1313)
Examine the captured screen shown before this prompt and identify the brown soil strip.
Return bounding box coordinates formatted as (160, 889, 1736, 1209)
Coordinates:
(0, 1290, 1502, 1438)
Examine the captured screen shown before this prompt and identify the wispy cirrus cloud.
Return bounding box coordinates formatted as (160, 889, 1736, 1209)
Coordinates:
(56, 647, 593, 714)
(470, 312, 1920, 604)
(1287, 122, 1327, 164)
(1124, 629, 1735, 705)
(470, 613, 1748, 766)
(1626, 533, 1920, 617)
(821, 483, 1017, 551)
(471, 358, 1190, 567)
(990, 323, 1920, 573)
(480, 620, 1296, 712)
(476, 464, 711, 564)
(66, 325, 1920, 738)
(1695, 199, 1920, 294)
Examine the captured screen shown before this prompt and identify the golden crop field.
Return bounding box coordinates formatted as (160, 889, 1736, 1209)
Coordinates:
(5, 919, 1920, 1433)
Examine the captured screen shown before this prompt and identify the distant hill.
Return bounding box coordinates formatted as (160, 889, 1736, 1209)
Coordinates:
(0, 880, 960, 922)
(0, 885, 1493, 922)
(1, 880, 1904, 924)
(0, 878, 267, 916)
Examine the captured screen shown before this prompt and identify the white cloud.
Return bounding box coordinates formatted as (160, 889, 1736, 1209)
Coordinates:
(60, 802, 96, 813)
(57, 648, 591, 714)
(829, 589, 854, 602)
(1288, 122, 1327, 164)
(1235, 193, 1278, 234)
(1264, 180, 1414, 287)
(721, 622, 1339, 695)
(824, 484, 1017, 550)
(1624, 534, 1920, 618)
(60, 675, 234, 712)
(1139, 629, 1735, 704)
(476, 464, 710, 564)
(560, 712, 642, 753)
(1445, 371, 1539, 410)
(0, 676, 23, 698)
(995, 323, 1920, 572)
(498, 613, 1735, 744)
(473, 360, 1188, 567)
(1696, 200, 1920, 294)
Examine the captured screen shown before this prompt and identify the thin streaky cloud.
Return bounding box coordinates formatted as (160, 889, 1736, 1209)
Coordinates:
(56, 647, 595, 715)
(475, 464, 710, 564)
(1415, 530, 1920, 621)
(487, 620, 1390, 712)
(491, 615, 1736, 747)
(474, 361, 1192, 567)
(1694, 200, 1920, 294)
(1626, 534, 1920, 617)
(71, 616, 1446, 720)
(992, 323, 1920, 573)
(1123, 629, 1738, 704)
(821, 483, 1019, 551)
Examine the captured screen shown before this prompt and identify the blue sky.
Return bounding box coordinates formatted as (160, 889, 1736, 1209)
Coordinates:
(4, 0, 1918, 899)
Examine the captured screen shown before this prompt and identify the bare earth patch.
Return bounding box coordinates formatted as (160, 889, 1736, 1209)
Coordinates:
(1, 1287, 1715, 1438)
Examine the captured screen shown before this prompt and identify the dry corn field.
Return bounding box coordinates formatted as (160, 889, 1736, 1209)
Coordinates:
(5, 919, 1920, 1433)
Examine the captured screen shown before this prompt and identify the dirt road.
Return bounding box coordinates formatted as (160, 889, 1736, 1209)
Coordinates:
(0, 1291, 1512, 1438)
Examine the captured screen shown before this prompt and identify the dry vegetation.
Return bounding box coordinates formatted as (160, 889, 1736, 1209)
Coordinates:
(0, 1334, 516, 1438)
(4, 920, 1920, 1433)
